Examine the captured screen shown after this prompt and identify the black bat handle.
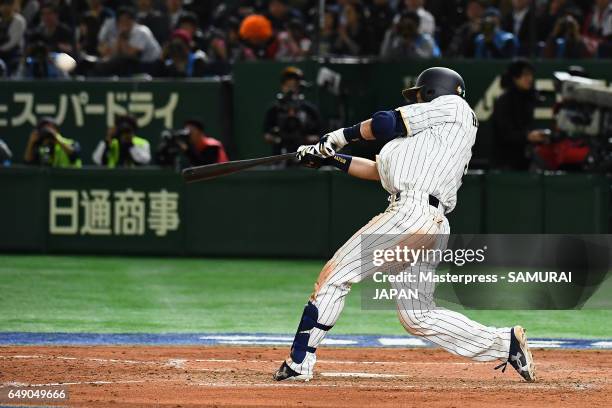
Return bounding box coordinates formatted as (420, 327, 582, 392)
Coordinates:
(182, 152, 298, 183)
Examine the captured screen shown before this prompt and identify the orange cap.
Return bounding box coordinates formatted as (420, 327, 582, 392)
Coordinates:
(239, 14, 273, 43)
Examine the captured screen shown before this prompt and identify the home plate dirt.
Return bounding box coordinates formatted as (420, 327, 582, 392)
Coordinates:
(1, 346, 610, 407)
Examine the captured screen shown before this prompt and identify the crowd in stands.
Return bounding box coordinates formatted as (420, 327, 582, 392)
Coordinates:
(0, 0, 610, 78)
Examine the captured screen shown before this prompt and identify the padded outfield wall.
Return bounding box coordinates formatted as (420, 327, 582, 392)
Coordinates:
(0, 168, 608, 257)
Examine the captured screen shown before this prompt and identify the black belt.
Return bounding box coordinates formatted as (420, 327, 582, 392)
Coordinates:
(389, 192, 440, 208)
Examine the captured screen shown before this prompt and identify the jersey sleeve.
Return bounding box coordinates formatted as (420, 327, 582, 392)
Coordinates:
(395, 96, 460, 136)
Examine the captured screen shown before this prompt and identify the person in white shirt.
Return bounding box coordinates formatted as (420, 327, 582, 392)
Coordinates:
(0, 0, 26, 74)
(502, 0, 536, 56)
(96, 6, 161, 75)
(404, 0, 435, 36)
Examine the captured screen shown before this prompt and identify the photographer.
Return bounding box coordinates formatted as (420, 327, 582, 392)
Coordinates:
(263, 66, 321, 158)
(24, 117, 82, 168)
(155, 119, 228, 169)
(474, 7, 517, 59)
(380, 10, 440, 58)
(92, 114, 151, 167)
(543, 15, 590, 58)
(14, 40, 69, 78)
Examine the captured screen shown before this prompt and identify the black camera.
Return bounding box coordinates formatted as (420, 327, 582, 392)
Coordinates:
(113, 115, 137, 139)
(155, 128, 191, 168)
(24, 40, 52, 78)
(273, 91, 307, 145)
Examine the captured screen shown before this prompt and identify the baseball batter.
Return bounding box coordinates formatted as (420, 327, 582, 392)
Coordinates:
(273, 67, 536, 382)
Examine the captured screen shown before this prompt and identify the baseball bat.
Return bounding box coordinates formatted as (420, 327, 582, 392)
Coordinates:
(182, 152, 296, 183)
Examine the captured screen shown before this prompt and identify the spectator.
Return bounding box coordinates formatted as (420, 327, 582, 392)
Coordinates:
(380, 10, 440, 58)
(318, 7, 338, 56)
(24, 117, 81, 168)
(15, 40, 69, 78)
(166, 0, 184, 29)
(491, 59, 545, 170)
(239, 14, 277, 59)
(537, 0, 573, 42)
(29, 2, 74, 55)
(96, 6, 161, 76)
(155, 29, 209, 77)
(177, 12, 231, 75)
(332, 2, 371, 56)
(78, 0, 115, 57)
(267, 0, 300, 31)
(136, 0, 170, 45)
(263, 66, 322, 158)
(474, 7, 517, 58)
(177, 12, 207, 53)
(19, 0, 39, 26)
(502, 0, 537, 56)
(0, 0, 26, 74)
(276, 17, 312, 59)
(403, 0, 435, 36)
(182, 119, 228, 166)
(582, 0, 611, 53)
(599, 6, 612, 56)
(447, 0, 484, 57)
(92, 114, 151, 167)
(368, 0, 394, 52)
(225, 16, 254, 62)
(0, 137, 12, 166)
(543, 14, 590, 58)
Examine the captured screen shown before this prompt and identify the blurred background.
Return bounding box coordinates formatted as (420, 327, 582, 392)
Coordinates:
(0, 0, 611, 339)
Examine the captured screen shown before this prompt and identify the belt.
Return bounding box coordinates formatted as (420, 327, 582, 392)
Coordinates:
(388, 191, 440, 208)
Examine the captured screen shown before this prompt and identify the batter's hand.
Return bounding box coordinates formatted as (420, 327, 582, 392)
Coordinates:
(296, 144, 323, 160)
(316, 134, 338, 157)
(296, 146, 326, 169)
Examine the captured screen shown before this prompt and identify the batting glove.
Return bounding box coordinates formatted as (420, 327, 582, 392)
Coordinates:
(296, 144, 321, 160)
(317, 128, 348, 158)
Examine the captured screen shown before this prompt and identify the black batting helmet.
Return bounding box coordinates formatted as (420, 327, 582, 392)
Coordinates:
(402, 67, 466, 103)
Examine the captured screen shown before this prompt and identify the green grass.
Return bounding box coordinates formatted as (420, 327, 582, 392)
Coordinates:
(0, 255, 610, 338)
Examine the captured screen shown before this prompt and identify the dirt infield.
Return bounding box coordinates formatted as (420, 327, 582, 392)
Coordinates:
(1, 346, 610, 407)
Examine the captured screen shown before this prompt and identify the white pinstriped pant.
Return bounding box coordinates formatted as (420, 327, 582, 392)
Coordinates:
(288, 193, 511, 375)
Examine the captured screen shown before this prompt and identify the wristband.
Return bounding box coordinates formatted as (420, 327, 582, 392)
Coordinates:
(342, 123, 362, 142)
(325, 154, 352, 172)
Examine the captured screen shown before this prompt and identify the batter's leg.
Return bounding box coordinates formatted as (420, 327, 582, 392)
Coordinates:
(274, 208, 403, 380)
(392, 217, 511, 362)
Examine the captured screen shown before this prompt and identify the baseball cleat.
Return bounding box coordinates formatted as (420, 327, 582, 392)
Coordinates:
(495, 325, 537, 382)
(273, 361, 313, 382)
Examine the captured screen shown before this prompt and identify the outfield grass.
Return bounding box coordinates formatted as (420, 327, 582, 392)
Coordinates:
(0, 255, 610, 338)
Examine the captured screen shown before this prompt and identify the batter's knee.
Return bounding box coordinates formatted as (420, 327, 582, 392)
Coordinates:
(397, 308, 431, 335)
(310, 260, 354, 301)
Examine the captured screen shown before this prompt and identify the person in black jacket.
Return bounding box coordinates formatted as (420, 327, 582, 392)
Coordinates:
(491, 59, 548, 170)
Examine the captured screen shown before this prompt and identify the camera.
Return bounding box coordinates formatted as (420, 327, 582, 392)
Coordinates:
(113, 115, 137, 139)
(552, 71, 612, 171)
(155, 128, 191, 168)
(272, 90, 307, 147)
(25, 41, 52, 78)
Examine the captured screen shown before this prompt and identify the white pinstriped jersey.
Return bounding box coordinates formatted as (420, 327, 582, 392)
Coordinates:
(376, 95, 478, 214)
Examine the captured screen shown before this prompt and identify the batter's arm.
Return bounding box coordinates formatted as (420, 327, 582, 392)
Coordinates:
(310, 111, 407, 158)
(298, 149, 379, 181)
(346, 156, 380, 181)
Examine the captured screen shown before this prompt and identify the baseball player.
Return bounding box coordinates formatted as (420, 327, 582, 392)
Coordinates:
(273, 67, 536, 382)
